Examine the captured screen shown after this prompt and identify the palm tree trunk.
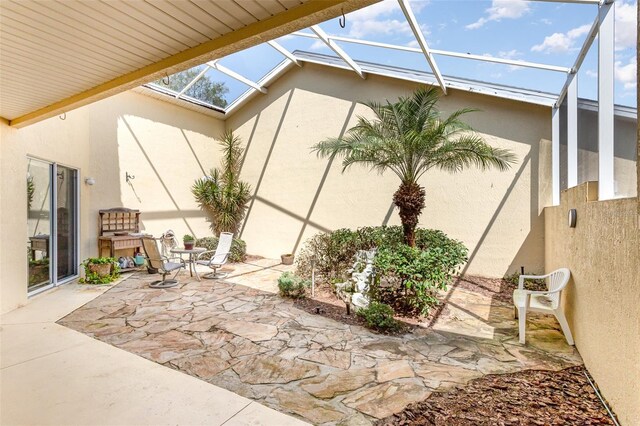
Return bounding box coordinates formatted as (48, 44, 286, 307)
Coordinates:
(393, 182, 426, 247)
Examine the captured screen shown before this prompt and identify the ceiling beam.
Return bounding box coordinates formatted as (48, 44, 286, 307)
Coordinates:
(294, 32, 569, 72)
(8, 0, 378, 128)
(208, 61, 267, 93)
(176, 65, 211, 98)
(397, 0, 447, 94)
(310, 25, 366, 79)
(268, 40, 302, 66)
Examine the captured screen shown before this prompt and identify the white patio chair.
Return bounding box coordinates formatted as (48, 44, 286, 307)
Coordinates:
(194, 232, 233, 279)
(513, 268, 574, 345)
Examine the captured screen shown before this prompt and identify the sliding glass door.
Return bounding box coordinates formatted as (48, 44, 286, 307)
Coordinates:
(27, 159, 79, 294)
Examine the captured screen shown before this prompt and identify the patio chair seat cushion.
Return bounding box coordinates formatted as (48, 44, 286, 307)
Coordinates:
(195, 259, 222, 267)
(513, 289, 554, 311)
(164, 261, 183, 272)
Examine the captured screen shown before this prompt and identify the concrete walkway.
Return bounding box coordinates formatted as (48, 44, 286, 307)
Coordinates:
(0, 277, 305, 426)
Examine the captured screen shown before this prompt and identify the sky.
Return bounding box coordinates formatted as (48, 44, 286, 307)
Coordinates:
(167, 0, 638, 108)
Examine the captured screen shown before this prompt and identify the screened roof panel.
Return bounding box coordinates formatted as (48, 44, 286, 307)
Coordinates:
(141, 0, 637, 114)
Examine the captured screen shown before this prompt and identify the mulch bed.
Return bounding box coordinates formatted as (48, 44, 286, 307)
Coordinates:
(293, 275, 521, 333)
(377, 366, 615, 426)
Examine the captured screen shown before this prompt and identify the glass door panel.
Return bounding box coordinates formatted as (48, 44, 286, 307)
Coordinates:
(27, 159, 52, 292)
(56, 166, 78, 281)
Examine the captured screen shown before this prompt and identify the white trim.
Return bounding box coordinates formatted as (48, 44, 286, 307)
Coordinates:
(267, 41, 301, 66)
(397, 0, 447, 94)
(567, 74, 578, 188)
(597, 2, 615, 200)
(552, 107, 561, 206)
(207, 61, 268, 93)
(524, 0, 600, 3)
(310, 26, 365, 79)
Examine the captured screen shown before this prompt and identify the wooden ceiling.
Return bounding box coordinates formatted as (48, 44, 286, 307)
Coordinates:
(0, 0, 377, 127)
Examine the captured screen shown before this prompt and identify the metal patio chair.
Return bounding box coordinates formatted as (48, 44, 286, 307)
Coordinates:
(194, 232, 233, 279)
(140, 235, 185, 288)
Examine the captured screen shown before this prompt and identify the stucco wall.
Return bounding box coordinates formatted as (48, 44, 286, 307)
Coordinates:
(227, 63, 551, 278)
(0, 91, 223, 314)
(544, 183, 639, 425)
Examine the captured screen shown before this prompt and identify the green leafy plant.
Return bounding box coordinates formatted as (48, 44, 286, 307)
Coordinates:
(192, 130, 252, 235)
(277, 272, 309, 299)
(195, 236, 247, 263)
(373, 243, 466, 314)
(357, 302, 401, 332)
(79, 257, 120, 284)
(313, 87, 516, 247)
(27, 176, 35, 210)
(183, 234, 195, 242)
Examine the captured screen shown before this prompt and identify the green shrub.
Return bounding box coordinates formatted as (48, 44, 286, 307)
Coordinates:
(357, 302, 401, 331)
(373, 243, 466, 314)
(277, 272, 309, 298)
(183, 234, 195, 242)
(295, 226, 468, 315)
(79, 257, 120, 284)
(195, 236, 246, 263)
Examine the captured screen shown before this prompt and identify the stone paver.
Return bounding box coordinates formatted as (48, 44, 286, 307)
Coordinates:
(59, 261, 583, 425)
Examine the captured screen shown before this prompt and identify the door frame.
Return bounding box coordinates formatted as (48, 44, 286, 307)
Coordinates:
(27, 156, 81, 297)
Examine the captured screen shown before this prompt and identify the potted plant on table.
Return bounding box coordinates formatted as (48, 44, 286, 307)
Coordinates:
(80, 257, 120, 284)
(183, 234, 195, 250)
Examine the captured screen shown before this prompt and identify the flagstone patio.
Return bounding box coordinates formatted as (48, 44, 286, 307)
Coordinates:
(58, 260, 582, 425)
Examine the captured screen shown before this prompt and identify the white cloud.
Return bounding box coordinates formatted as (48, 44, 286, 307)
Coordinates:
(309, 40, 329, 51)
(615, 0, 637, 50)
(349, 19, 412, 38)
(531, 24, 591, 54)
(615, 59, 637, 89)
(344, 0, 428, 38)
(466, 0, 530, 30)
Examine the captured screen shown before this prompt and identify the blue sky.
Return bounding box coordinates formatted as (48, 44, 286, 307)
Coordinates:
(189, 0, 637, 108)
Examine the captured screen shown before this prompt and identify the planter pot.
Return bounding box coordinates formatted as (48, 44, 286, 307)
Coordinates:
(281, 254, 295, 265)
(88, 263, 111, 277)
(184, 242, 195, 250)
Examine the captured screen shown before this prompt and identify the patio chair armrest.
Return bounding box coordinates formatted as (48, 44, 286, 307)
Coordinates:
(518, 273, 550, 290)
(195, 250, 216, 260)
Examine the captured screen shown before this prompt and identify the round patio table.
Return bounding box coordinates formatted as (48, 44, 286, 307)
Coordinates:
(170, 247, 206, 281)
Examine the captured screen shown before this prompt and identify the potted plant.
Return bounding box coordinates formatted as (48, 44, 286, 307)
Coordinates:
(183, 234, 195, 250)
(281, 253, 295, 265)
(80, 257, 120, 284)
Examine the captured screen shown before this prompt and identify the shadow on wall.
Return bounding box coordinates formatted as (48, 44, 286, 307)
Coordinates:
(86, 92, 221, 252)
(230, 64, 548, 277)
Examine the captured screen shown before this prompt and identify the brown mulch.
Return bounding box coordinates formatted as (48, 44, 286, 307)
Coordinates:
(377, 366, 616, 426)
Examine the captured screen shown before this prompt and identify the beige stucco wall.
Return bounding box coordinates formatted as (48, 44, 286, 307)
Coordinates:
(227, 63, 551, 278)
(0, 91, 223, 314)
(545, 183, 639, 425)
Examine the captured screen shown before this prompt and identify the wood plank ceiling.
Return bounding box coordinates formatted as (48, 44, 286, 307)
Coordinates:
(0, 0, 376, 127)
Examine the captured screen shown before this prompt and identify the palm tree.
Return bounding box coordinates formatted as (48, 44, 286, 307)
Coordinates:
(312, 87, 516, 247)
(192, 130, 252, 235)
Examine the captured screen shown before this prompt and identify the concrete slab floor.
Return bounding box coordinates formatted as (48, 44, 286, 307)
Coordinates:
(0, 279, 307, 426)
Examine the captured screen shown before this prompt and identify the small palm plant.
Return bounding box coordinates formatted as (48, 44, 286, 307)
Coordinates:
(313, 87, 516, 247)
(192, 130, 252, 235)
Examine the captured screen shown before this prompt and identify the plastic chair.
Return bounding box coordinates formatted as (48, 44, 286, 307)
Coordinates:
(513, 268, 574, 345)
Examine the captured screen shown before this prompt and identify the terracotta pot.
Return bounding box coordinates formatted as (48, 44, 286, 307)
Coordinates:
(281, 254, 294, 265)
(184, 241, 195, 250)
(88, 263, 111, 277)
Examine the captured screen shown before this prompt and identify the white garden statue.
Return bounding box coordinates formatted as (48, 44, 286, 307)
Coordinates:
(335, 249, 377, 310)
